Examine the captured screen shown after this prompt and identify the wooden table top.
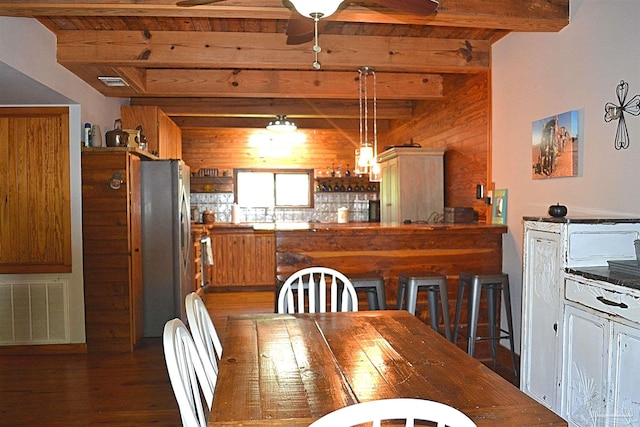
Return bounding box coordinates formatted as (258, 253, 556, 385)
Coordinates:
(209, 310, 566, 426)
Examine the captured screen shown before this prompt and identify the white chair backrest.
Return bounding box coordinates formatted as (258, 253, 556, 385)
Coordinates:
(308, 398, 477, 427)
(163, 318, 216, 427)
(185, 292, 222, 387)
(277, 267, 358, 314)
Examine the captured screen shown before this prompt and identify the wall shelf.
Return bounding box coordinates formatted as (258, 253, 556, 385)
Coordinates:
(316, 177, 378, 193)
(191, 176, 233, 193)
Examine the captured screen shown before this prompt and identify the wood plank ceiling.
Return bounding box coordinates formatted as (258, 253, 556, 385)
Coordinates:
(0, 0, 569, 130)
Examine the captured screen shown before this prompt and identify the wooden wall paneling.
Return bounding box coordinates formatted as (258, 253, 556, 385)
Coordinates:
(181, 128, 360, 176)
(81, 151, 142, 352)
(382, 73, 490, 222)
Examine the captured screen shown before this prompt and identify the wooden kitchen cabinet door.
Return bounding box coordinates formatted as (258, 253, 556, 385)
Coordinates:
(210, 231, 275, 287)
(121, 106, 182, 159)
(379, 147, 444, 223)
(0, 107, 72, 273)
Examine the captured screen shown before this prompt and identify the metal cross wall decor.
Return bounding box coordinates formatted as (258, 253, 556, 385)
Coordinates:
(604, 80, 640, 150)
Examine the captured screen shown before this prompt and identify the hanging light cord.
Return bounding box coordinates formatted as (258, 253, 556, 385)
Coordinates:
(372, 69, 377, 157)
(312, 13, 322, 70)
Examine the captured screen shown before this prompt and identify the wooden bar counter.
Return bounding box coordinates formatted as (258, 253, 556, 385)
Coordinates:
(275, 222, 506, 306)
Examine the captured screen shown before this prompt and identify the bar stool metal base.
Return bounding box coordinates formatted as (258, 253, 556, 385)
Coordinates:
(453, 272, 518, 379)
(397, 272, 452, 341)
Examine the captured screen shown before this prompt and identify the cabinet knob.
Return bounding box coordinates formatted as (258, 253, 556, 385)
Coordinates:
(553, 322, 557, 332)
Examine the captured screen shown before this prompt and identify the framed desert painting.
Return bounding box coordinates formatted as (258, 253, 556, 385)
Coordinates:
(532, 110, 579, 179)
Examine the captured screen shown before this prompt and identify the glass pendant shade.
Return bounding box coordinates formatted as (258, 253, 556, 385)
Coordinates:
(358, 142, 374, 166)
(289, 0, 344, 18)
(354, 148, 367, 175)
(369, 160, 381, 182)
(266, 115, 297, 132)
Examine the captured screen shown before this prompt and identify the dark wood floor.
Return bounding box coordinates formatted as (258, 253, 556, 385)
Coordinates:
(0, 290, 518, 425)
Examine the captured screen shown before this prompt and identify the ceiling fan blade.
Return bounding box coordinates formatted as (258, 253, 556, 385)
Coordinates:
(364, 0, 438, 15)
(176, 0, 225, 7)
(285, 12, 316, 45)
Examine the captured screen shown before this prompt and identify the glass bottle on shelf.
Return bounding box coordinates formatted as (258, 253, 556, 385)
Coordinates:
(345, 164, 351, 177)
(331, 163, 336, 177)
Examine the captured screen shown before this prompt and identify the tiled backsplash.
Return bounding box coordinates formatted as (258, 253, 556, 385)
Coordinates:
(191, 191, 379, 223)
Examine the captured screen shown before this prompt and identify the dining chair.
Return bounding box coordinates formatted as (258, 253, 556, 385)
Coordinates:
(277, 266, 359, 313)
(308, 398, 477, 427)
(185, 292, 223, 385)
(163, 318, 215, 427)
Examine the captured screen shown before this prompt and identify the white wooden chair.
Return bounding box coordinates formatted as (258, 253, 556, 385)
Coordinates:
(163, 318, 215, 427)
(277, 266, 358, 313)
(185, 292, 223, 388)
(308, 398, 477, 427)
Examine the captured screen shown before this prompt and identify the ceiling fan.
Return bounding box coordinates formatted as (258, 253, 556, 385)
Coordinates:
(176, 0, 438, 68)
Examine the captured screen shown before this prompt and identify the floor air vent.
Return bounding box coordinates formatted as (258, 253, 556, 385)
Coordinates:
(0, 279, 69, 345)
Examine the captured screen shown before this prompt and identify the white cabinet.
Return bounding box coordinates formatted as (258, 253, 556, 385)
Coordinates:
(563, 275, 640, 426)
(521, 223, 564, 411)
(521, 218, 640, 421)
(378, 147, 444, 224)
(563, 303, 608, 425)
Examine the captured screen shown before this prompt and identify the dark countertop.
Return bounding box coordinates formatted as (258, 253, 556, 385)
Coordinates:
(524, 216, 640, 224)
(566, 266, 640, 291)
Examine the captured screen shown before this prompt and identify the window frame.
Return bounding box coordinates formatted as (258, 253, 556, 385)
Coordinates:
(233, 168, 315, 208)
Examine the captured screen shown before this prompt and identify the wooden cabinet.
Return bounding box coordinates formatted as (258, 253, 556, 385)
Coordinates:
(81, 150, 143, 352)
(0, 107, 72, 274)
(209, 229, 275, 287)
(378, 147, 444, 223)
(121, 106, 182, 159)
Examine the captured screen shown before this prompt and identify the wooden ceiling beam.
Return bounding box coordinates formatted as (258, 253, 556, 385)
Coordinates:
(130, 97, 414, 119)
(0, 0, 569, 32)
(142, 69, 442, 99)
(56, 30, 489, 73)
(171, 116, 375, 131)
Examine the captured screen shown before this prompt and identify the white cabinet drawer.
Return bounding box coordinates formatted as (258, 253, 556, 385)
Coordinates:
(565, 277, 640, 324)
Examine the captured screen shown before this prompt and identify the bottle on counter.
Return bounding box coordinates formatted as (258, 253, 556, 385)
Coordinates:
(84, 122, 92, 147)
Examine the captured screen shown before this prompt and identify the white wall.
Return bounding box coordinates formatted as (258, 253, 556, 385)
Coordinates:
(0, 17, 127, 344)
(492, 0, 640, 352)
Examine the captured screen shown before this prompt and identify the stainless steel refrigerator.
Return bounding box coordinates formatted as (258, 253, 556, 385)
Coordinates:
(140, 159, 192, 337)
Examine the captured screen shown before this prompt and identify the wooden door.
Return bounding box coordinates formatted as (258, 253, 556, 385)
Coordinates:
(0, 107, 71, 273)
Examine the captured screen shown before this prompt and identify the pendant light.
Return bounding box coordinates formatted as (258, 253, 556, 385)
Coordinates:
(288, 0, 344, 70)
(266, 115, 297, 132)
(354, 66, 381, 181)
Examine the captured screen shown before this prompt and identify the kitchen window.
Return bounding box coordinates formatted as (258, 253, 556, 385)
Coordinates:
(234, 168, 314, 208)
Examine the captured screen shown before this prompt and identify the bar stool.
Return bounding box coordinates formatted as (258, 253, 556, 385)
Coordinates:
(453, 272, 518, 378)
(348, 273, 387, 310)
(396, 273, 452, 340)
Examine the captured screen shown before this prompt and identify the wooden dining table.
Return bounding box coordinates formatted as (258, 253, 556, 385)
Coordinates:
(208, 310, 566, 426)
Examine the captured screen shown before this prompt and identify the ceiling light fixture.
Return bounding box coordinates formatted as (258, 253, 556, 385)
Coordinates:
(266, 115, 297, 132)
(288, 0, 344, 70)
(354, 66, 381, 182)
